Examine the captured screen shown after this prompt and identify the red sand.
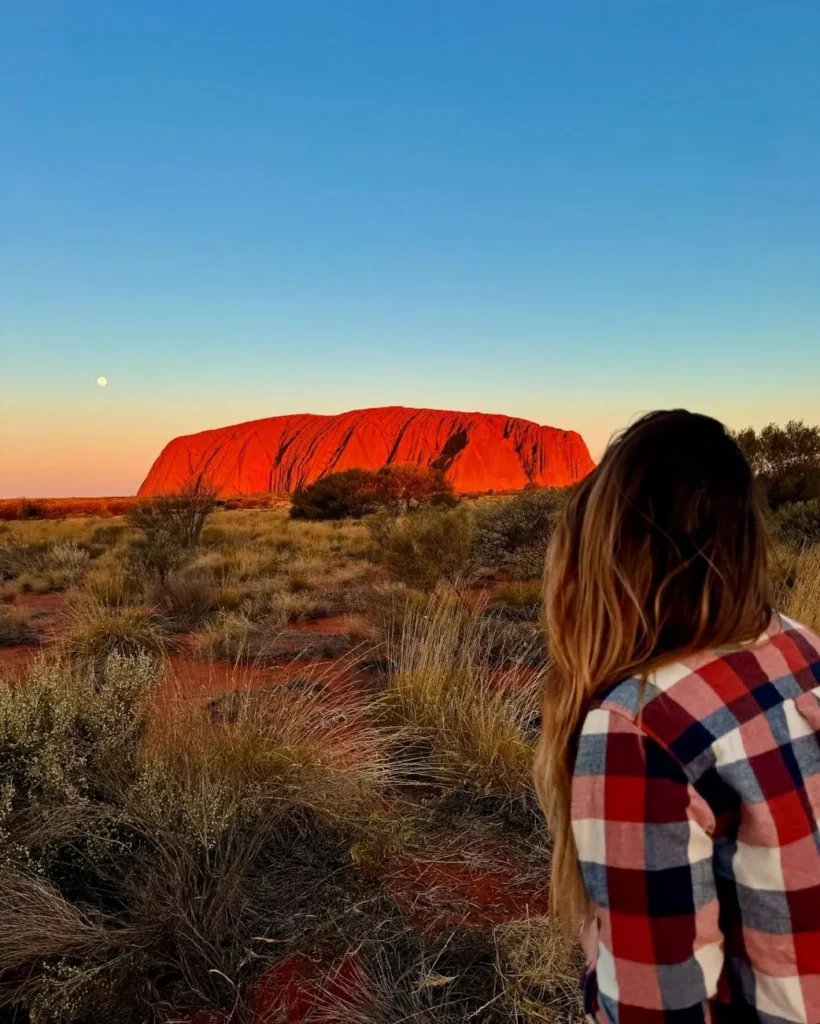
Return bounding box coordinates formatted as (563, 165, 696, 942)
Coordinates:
(384, 855, 550, 931)
(139, 405, 594, 496)
(159, 653, 369, 708)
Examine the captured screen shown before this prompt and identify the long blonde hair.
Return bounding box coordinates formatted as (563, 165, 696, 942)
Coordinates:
(534, 410, 771, 924)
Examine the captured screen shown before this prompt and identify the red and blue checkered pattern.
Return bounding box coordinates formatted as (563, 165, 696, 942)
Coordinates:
(572, 614, 820, 1023)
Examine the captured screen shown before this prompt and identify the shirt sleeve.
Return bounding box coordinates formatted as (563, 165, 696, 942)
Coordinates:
(572, 703, 724, 1023)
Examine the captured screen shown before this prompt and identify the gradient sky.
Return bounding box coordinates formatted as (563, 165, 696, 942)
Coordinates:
(2, 1, 819, 497)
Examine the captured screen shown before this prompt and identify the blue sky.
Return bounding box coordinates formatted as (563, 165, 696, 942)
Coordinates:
(1, 1, 819, 495)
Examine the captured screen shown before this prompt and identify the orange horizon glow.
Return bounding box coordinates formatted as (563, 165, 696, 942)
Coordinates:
(2, 394, 816, 499)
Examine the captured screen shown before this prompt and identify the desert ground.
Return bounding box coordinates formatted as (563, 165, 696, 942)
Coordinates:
(1, 481, 818, 1023)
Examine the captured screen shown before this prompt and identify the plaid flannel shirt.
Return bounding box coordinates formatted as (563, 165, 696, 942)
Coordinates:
(572, 613, 820, 1023)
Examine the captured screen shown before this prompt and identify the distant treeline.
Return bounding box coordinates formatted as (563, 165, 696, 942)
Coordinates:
(0, 493, 290, 522)
(733, 420, 820, 508)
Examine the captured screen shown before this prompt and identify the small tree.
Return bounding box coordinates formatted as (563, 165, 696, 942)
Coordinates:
(125, 478, 217, 582)
(374, 464, 455, 514)
(734, 421, 820, 508)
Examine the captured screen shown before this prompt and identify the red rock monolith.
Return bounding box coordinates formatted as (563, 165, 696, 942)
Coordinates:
(138, 406, 594, 496)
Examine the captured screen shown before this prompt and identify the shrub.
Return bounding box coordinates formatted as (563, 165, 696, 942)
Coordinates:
(89, 523, 127, 548)
(291, 469, 383, 521)
(290, 465, 454, 521)
(0, 652, 160, 808)
(47, 541, 90, 576)
(125, 480, 217, 582)
(374, 463, 457, 513)
(0, 539, 47, 581)
(0, 607, 38, 647)
(370, 506, 475, 590)
(0, 538, 89, 594)
(773, 499, 820, 547)
(472, 488, 568, 580)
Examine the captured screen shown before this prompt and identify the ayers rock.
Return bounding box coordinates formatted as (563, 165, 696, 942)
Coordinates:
(138, 406, 595, 497)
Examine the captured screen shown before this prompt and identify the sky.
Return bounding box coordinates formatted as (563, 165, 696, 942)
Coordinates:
(1, 1, 819, 497)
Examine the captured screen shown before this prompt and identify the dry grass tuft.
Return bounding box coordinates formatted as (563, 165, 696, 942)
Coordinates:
(60, 599, 169, 670)
(494, 916, 585, 1021)
(773, 542, 820, 632)
(382, 587, 542, 803)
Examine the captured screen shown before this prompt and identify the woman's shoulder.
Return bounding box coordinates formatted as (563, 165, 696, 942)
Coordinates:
(583, 613, 820, 763)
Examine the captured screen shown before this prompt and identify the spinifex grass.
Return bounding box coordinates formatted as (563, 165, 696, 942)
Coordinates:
(382, 587, 542, 804)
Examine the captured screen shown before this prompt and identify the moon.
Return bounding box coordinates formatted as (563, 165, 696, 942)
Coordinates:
(96, 377, 108, 387)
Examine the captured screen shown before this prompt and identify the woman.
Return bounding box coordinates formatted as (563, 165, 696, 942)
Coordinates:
(534, 410, 820, 1023)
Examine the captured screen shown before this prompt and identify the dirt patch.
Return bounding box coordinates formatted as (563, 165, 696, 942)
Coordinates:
(15, 591, 67, 637)
(248, 955, 360, 1024)
(289, 613, 372, 635)
(0, 643, 42, 681)
(384, 854, 550, 931)
(160, 651, 373, 708)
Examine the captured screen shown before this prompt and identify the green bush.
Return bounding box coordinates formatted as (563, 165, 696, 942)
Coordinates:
(369, 506, 475, 590)
(0, 652, 160, 809)
(290, 464, 454, 521)
(773, 499, 820, 547)
(472, 487, 568, 580)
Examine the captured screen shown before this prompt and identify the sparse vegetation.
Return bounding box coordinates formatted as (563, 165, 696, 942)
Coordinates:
(125, 479, 217, 582)
(1, 455, 817, 1023)
(773, 499, 820, 547)
(152, 566, 219, 631)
